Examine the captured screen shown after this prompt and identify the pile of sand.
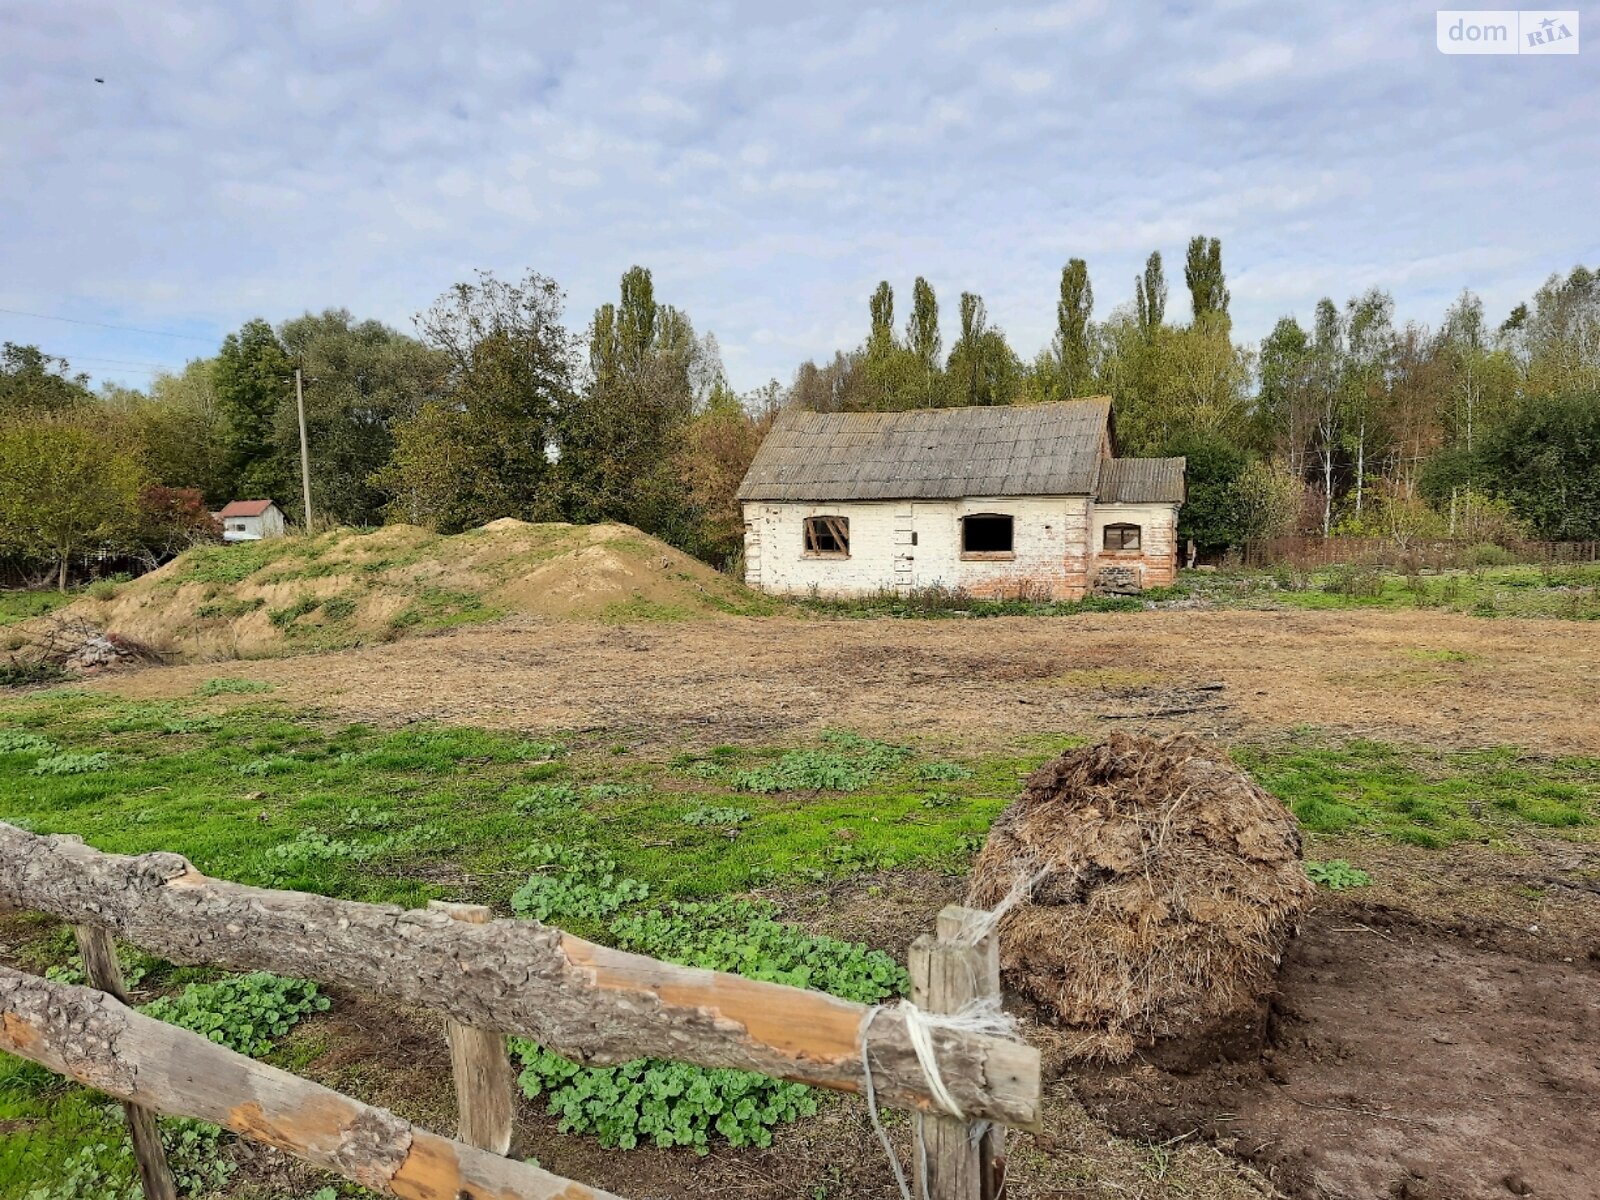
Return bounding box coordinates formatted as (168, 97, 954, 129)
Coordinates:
(968, 732, 1314, 1062)
(53, 520, 769, 661)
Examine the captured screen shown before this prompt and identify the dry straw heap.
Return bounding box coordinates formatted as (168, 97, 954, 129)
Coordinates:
(968, 732, 1315, 1062)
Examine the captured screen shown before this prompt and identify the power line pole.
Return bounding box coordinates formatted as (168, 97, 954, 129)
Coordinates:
(294, 368, 314, 533)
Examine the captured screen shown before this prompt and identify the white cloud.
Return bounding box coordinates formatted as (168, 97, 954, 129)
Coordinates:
(1188, 41, 1296, 92)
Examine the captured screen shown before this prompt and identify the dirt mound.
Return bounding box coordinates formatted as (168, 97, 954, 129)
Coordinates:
(56, 521, 771, 661)
(968, 732, 1314, 1062)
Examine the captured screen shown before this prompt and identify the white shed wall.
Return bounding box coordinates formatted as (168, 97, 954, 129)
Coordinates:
(742, 496, 1093, 599)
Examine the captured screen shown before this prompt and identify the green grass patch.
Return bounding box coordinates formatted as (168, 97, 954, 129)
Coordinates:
(1173, 562, 1600, 621)
(386, 587, 501, 636)
(196, 677, 274, 696)
(0, 592, 74, 626)
(1235, 737, 1599, 846)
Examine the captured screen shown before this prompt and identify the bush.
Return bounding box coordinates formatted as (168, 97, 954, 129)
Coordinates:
(1462, 542, 1515, 568)
(1323, 564, 1385, 598)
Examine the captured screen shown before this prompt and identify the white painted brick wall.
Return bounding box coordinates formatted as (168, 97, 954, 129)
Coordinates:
(742, 497, 1093, 599)
(1090, 502, 1181, 587)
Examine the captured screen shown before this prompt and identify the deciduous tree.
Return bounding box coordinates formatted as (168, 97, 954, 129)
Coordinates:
(377, 270, 574, 531)
(0, 414, 145, 589)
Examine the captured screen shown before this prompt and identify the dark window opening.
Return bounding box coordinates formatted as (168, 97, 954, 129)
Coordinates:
(962, 514, 1014, 555)
(804, 516, 850, 556)
(1103, 523, 1142, 551)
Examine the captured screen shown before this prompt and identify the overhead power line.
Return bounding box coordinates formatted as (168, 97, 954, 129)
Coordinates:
(0, 306, 216, 343)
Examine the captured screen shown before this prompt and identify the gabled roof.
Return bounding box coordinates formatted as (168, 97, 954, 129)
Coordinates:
(218, 499, 277, 518)
(1095, 457, 1187, 504)
(737, 398, 1112, 502)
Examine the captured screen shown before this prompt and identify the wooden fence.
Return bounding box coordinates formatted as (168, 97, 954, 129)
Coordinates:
(0, 823, 1039, 1200)
(1239, 535, 1600, 570)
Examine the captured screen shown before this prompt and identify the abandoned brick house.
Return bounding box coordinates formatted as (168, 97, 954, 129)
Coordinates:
(736, 397, 1185, 600)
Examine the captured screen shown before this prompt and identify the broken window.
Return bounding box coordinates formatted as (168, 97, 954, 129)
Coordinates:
(1103, 523, 1142, 551)
(804, 516, 850, 556)
(962, 514, 1014, 555)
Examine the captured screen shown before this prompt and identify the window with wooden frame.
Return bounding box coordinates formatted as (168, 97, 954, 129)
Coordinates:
(961, 514, 1014, 558)
(1103, 523, 1142, 551)
(803, 516, 850, 556)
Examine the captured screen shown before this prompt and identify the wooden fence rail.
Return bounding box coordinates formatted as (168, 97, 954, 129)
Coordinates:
(0, 965, 622, 1200)
(0, 823, 1040, 1200)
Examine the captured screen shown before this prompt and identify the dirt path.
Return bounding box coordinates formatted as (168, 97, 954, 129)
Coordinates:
(101, 608, 1600, 754)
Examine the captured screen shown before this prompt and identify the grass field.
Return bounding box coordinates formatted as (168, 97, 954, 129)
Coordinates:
(2, 682, 1597, 1197)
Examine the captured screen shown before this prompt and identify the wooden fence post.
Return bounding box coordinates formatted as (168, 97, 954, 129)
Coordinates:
(428, 900, 516, 1155)
(909, 905, 1006, 1200)
(73, 923, 179, 1200)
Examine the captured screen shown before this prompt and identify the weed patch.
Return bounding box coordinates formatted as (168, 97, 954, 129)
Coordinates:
(196, 677, 273, 696)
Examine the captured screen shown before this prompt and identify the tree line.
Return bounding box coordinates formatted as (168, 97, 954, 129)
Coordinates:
(2, 246, 1597, 589)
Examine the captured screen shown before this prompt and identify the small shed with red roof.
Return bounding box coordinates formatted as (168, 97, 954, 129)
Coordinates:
(216, 499, 287, 543)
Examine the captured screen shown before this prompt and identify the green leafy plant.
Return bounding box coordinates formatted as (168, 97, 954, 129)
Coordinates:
(681, 806, 752, 826)
(1305, 859, 1373, 890)
(609, 898, 906, 1001)
(30, 751, 112, 776)
(0, 729, 56, 754)
(512, 781, 582, 814)
(512, 885, 904, 1154)
(140, 972, 328, 1057)
(510, 844, 650, 923)
(510, 1044, 816, 1152)
(915, 761, 973, 782)
(265, 826, 423, 872)
(46, 946, 151, 990)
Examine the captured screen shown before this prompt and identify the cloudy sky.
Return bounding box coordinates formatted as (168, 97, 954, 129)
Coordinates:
(2, 1, 1594, 392)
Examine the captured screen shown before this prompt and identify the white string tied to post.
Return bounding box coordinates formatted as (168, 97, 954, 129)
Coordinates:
(859, 999, 1020, 1200)
(856, 862, 1047, 1200)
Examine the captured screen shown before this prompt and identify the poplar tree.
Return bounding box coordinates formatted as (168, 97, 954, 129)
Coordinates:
(906, 277, 942, 407)
(1054, 258, 1093, 399)
(1184, 236, 1230, 330)
(1134, 251, 1167, 337)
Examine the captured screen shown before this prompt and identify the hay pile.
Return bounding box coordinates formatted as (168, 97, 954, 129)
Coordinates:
(967, 732, 1314, 1062)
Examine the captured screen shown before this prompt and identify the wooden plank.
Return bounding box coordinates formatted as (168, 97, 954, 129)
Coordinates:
(428, 901, 516, 1155)
(0, 824, 1041, 1130)
(0, 965, 624, 1200)
(73, 925, 179, 1200)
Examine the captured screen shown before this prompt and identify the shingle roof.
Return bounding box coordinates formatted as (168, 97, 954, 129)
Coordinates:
(737, 398, 1113, 502)
(1095, 457, 1187, 504)
(218, 499, 276, 518)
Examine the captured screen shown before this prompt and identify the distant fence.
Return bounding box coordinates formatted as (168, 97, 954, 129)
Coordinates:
(1238, 536, 1600, 571)
(0, 824, 1037, 1200)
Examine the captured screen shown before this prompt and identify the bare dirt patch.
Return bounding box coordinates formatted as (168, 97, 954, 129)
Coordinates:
(1071, 902, 1600, 1200)
(97, 607, 1600, 755)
